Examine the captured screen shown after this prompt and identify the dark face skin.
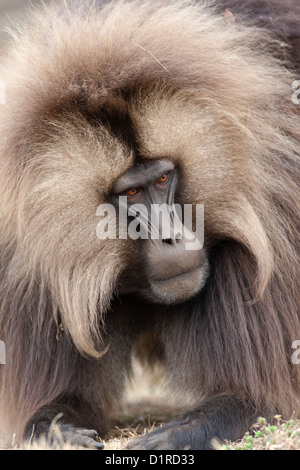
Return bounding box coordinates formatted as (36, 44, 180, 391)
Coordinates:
(111, 159, 209, 304)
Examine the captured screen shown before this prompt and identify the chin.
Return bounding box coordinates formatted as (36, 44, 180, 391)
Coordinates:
(148, 260, 210, 305)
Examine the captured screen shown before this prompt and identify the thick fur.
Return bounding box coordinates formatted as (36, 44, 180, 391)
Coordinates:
(0, 0, 299, 447)
(219, 0, 300, 72)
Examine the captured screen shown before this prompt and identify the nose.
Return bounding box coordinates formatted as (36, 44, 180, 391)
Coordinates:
(146, 232, 204, 282)
(162, 232, 182, 245)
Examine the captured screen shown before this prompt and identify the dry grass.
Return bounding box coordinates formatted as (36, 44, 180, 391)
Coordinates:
(4, 416, 300, 451)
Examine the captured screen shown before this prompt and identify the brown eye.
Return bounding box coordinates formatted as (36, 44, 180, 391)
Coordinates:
(125, 188, 139, 197)
(155, 174, 169, 184)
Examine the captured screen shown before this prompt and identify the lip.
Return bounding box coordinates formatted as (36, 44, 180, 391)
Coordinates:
(147, 258, 210, 305)
(149, 264, 203, 284)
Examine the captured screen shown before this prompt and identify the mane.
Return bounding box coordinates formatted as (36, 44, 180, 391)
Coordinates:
(0, 0, 299, 439)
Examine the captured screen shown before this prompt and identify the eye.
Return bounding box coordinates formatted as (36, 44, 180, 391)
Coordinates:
(155, 174, 169, 185)
(125, 188, 139, 197)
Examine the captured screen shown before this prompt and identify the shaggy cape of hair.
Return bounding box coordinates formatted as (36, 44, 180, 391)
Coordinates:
(0, 0, 299, 441)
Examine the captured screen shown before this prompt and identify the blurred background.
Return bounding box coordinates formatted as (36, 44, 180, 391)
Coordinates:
(0, 0, 52, 44)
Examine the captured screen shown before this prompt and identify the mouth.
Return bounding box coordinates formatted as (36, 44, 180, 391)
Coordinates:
(150, 264, 201, 283)
(148, 260, 209, 305)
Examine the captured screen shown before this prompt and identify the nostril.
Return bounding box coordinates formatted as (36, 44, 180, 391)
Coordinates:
(162, 233, 183, 245)
(162, 238, 173, 245)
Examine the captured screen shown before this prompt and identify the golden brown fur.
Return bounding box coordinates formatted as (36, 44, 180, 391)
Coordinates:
(0, 0, 299, 448)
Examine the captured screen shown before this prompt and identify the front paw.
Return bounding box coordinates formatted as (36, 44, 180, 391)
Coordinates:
(127, 420, 208, 450)
(127, 428, 175, 450)
(28, 422, 104, 450)
(51, 425, 104, 450)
